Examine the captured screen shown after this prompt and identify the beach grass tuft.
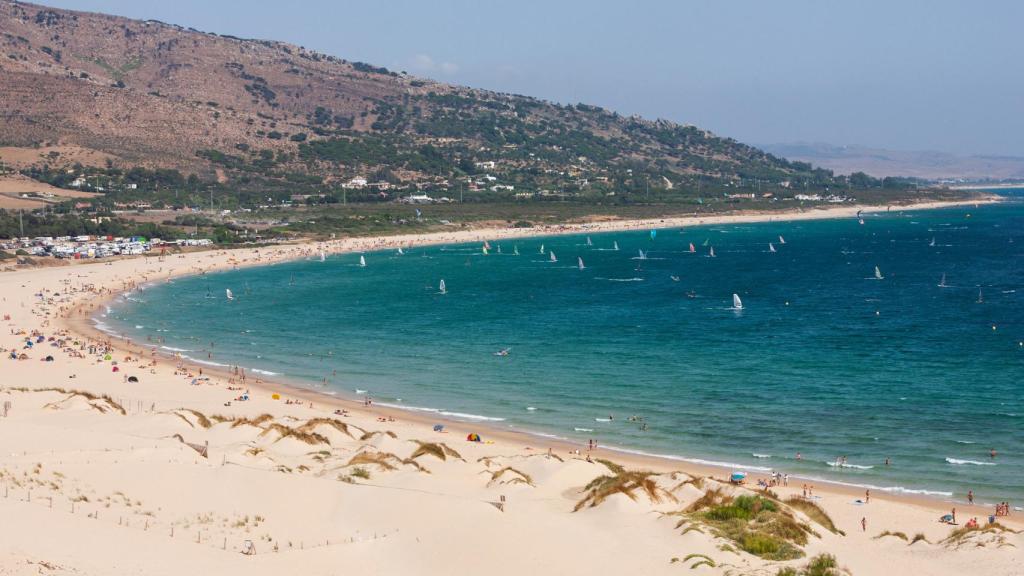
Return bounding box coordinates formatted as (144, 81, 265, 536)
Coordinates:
(230, 413, 275, 428)
(873, 530, 908, 541)
(574, 467, 675, 511)
(776, 553, 844, 576)
(785, 497, 844, 535)
(486, 466, 534, 487)
(683, 492, 810, 561)
(178, 409, 212, 429)
(359, 430, 398, 441)
(259, 423, 330, 445)
(909, 532, 929, 545)
(409, 440, 463, 461)
(298, 417, 354, 438)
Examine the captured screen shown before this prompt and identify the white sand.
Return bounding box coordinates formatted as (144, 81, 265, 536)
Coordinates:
(1, 198, 1020, 575)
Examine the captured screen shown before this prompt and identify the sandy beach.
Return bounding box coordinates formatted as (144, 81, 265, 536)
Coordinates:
(2, 198, 1020, 576)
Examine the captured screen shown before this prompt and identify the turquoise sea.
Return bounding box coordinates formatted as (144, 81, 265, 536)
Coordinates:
(103, 194, 1024, 504)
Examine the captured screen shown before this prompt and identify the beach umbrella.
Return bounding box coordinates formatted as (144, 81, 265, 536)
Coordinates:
(433, 424, 444, 432)
(466, 433, 481, 442)
(104, 354, 112, 361)
(127, 376, 139, 383)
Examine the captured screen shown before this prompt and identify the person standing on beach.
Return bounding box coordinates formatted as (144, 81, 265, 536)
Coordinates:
(865, 489, 870, 503)
(861, 517, 866, 532)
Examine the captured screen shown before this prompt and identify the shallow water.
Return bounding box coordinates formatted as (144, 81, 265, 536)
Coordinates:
(106, 196, 1024, 503)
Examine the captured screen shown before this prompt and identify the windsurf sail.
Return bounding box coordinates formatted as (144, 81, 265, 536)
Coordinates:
(732, 293, 743, 309)
(359, 255, 366, 267)
(225, 288, 234, 300)
(874, 266, 883, 280)
(439, 279, 447, 294)
(578, 256, 585, 270)
(769, 242, 776, 253)
(550, 251, 557, 263)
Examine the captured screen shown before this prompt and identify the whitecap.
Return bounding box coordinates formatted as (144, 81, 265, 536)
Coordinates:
(752, 453, 771, 459)
(826, 461, 874, 470)
(439, 410, 506, 422)
(945, 458, 995, 466)
(574, 427, 594, 433)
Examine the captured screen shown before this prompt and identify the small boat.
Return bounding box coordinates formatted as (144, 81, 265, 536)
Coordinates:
(689, 242, 696, 253)
(670, 275, 680, 282)
(874, 266, 883, 280)
(549, 251, 557, 263)
(769, 242, 776, 253)
(686, 291, 697, 299)
(779, 235, 786, 245)
(494, 348, 510, 357)
(613, 241, 620, 251)
(225, 288, 234, 301)
(938, 273, 947, 288)
(732, 293, 743, 310)
(578, 256, 585, 270)
(439, 279, 447, 295)
(359, 255, 367, 267)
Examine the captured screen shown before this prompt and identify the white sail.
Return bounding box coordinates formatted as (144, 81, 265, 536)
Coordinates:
(540, 244, 545, 254)
(709, 246, 716, 258)
(732, 293, 743, 309)
(587, 236, 593, 246)
(769, 242, 776, 253)
(549, 251, 557, 263)
(225, 288, 234, 300)
(513, 245, 520, 255)
(939, 273, 946, 288)
(929, 237, 936, 247)
(613, 241, 620, 251)
(439, 279, 447, 294)
(578, 256, 585, 270)
(319, 250, 326, 262)
(779, 235, 786, 244)
(977, 288, 984, 303)
(638, 249, 646, 260)
(397, 247, 404, 255)
(874, 266, 883, 280)
(359, 255, 366, 267)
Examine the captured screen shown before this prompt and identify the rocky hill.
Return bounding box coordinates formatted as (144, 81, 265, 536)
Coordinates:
(0, 1, 840, 199)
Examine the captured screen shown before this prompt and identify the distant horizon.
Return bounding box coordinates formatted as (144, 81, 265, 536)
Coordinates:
(34, 0, 1024, 158)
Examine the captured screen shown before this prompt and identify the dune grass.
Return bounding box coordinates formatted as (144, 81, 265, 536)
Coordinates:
(574, 466, 675, 511)
(297, 417, 355, 438)
(684, 492, 810, 561)
(359, 430, 398, 441)
(486, 466, 534, 487)
(259, 423, 330, 445)
(350, 466, 370, 480)
(178, 409, 212, 429)
(785, 497, 844, 535)
(909, 532, 929, 545)
(873, 530, 908, 541)
(941, 522, 1019, 549)
(345, 450, 429, 474)
(409, 440, 463, 461)
(671, 475, 705, 492)
(230, 413, 275, 428)
(776, 553, 843, 576)
(39, 388, 126, 415)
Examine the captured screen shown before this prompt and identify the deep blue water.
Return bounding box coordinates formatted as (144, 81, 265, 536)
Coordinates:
(104, 196, 1024, 503)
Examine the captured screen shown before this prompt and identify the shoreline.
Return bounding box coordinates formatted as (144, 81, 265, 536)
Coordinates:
(56, 195, 1018, 514)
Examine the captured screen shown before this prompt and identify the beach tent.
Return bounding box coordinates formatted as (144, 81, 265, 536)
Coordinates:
(44, 355, 54, 362)
(730, 471, 747, 484)
(112, 366, 119, 372)
(104, 354, 112, 361)
(127, 376, 139, 383)
(466, 433, 481, 442)
(433, 424, 444, 432)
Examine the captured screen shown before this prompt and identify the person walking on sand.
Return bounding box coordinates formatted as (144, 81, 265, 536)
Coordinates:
(968, 490, 974, 505)
(861, 517, 866, 532)
(865, 489, 870, 504)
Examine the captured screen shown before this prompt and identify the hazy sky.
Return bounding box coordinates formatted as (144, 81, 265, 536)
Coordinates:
(43, 0, 1024, 156)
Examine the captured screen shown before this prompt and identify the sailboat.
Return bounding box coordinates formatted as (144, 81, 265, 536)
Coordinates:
(578, 257, 585, 270)
(929, 237, 936, 247)
(549, 251, 557, 263)
(225, 288, 234, 301)
(638, 249, 647, 260)
(769, 242, 776, 253)
(938, 273, 947, 288)
(439, 279, 447, 295)
(397, 247, 404, 255)
(779, 235, 786, 245)
(689, 242, 696, 253)
(732, 293, 743, 310)
(359, 255, 366, 267)
(709, 246, 716, 258)
(539, 244, 545, 255)
(702, 239, 709, 247)
(613, 241, 620, 251)
(874, 266, 884, 280)
(513, 245, 520, 256)
(586, 236, 593, 246)
(977, 288, 984, 303)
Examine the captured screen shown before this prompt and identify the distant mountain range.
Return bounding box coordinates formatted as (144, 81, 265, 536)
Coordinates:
(763, 143, 1024, 182)
(0, 0, 837, 198)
